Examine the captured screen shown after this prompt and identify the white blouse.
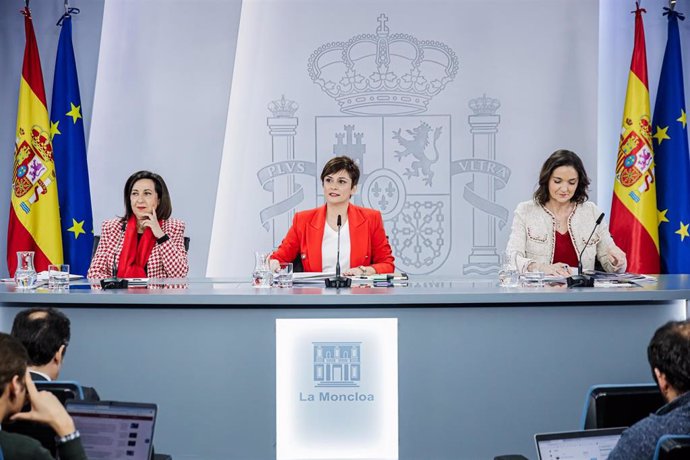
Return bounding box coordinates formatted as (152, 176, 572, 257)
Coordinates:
(321, 220, 351, 273)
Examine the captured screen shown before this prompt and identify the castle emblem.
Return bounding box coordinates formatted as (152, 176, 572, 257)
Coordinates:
(313, 342, 361, 388)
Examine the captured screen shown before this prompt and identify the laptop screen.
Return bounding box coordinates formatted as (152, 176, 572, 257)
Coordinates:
(66, 400, 157, 460)
(535, 427, 625, 460)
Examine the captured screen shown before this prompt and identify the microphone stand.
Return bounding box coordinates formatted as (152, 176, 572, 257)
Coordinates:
(325, 214, 351, 288)
(566, 213, 605, 288)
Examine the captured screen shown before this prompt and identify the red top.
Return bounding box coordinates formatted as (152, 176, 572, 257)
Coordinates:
(553, 231, 579, 267)
(271, 204, 395, 274)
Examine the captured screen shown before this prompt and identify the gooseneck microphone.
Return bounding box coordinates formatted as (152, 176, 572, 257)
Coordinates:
(335, 215, 342, 278)
(566, 212, 605, 288)
(325, 214, 352, 288)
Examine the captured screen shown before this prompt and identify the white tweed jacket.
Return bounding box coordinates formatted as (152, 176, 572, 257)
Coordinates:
(505, 200, 627, 273)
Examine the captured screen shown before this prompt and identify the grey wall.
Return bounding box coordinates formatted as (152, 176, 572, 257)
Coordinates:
(0, 300, 684, 459)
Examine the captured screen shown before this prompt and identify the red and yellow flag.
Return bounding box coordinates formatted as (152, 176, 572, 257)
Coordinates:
(610, 4, 660, 274)
(7, 8, 63, 276)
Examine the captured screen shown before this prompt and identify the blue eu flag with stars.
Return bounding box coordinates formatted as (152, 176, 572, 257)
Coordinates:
(50, 15, 94, 276)
(653, 8, 690, 273)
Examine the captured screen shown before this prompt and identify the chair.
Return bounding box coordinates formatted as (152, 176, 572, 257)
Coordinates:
(581, 383, 665, 429)
(34, 380, 85, 402)
(92, 235, 190, 260)
(3, 381, 85, 457)
(654, 435, 690, 460)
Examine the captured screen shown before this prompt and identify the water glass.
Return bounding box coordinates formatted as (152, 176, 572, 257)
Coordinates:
(274, 262, 293, 288)
(498, 266, 520, 288)
(252, 251, 273, 288)
(48, 264, 70, 290)
(498, 252, 520, 288)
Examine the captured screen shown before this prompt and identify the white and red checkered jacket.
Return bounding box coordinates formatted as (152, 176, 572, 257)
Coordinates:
(87, 218, 189, 279)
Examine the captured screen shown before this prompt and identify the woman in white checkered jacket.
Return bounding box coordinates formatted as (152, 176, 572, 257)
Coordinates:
(87, 171, 188, 279)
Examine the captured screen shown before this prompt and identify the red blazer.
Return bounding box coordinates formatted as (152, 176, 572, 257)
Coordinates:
(272, 204, 395, 273)
(87, 218, 189, 279)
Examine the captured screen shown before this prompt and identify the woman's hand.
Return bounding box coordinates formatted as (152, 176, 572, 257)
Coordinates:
(529, 262, 572, 277)
(140, 207, 164, 239)
(343, 265, 370, 276)
(608, 251, 626, 272)
(269, 259, 280, 272)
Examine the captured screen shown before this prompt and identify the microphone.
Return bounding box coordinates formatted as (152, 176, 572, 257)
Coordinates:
(325, 214, 352, 288)
(335, 214, 342, 278)
(566, 212, 605, 288)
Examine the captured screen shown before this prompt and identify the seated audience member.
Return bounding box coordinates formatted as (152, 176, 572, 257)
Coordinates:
(608, 320, 690, 460)
(11, 307, 99, 400)
(505, 149, 626, 276)
(88, 170, 188, 279)
(0, 332, 87, 460)
(270, 155, 395, 275)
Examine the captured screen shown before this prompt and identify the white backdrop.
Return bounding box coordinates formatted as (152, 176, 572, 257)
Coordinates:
(208, 0, 599, 277)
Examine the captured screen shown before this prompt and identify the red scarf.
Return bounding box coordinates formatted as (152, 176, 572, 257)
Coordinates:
(117, 215, 158, 278)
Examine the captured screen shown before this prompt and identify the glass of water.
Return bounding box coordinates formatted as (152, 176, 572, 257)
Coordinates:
(274, 262, 293, 288)
(48, 264, 70, 290)
(498, 252, 520, 287)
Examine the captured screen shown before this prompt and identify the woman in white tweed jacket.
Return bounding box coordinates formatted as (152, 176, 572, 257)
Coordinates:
(506, 150, 626, 276)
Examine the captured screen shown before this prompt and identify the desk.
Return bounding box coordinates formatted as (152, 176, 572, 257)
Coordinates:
(1, 277, 688, 459)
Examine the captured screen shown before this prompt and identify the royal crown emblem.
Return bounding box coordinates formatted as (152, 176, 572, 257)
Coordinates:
(307, 14, 459, 115)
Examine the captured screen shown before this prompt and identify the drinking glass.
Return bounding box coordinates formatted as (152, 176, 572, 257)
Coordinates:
(48, 264, 70, 290)
(498, 252, 520, 288)
(274, 262, 293, 288)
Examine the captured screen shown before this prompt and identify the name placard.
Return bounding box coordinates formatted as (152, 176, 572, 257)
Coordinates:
(276, 318, 398, 460)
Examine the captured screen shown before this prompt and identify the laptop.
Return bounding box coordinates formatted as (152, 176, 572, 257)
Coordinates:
(66, 400, 157, 460)
(535, 427, 625, 460)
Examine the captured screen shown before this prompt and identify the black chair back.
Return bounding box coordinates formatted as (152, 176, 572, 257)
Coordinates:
(582, 384, 665, 429)
(655, 435, 690, 460)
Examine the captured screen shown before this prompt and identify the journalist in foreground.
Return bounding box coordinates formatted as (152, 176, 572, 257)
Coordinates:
(87, 170, 188, 279)
(505, 149, 626, 276)
(608, 320, 690, 460)
(0, 333, 87, 460)
(270, 156, 395, 275)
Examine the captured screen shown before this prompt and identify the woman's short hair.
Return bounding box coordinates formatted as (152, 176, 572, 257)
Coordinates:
(122, 171, 173, 221)
(320, 156, 361, 186)
(533, 149, 590, 205)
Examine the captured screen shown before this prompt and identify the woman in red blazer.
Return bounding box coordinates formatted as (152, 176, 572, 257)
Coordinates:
(87, 171, 188, 279)
(271, 156, 395, 275)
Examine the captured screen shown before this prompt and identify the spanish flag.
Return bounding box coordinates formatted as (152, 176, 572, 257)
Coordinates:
(7, 8, 63, 276)
(610, 4, 660, 274)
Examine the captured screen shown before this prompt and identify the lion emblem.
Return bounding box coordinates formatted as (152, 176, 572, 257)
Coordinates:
(392, 121, 442, 186)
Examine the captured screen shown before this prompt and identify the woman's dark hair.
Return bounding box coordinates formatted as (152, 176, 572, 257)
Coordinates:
(320, 156, 361, 187)
(533, 149, 590, 205)
(647, 320, 690, 393)
(122, 170, 172, 221)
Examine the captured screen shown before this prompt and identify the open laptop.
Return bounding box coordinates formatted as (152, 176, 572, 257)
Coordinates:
(535, 427, 625, 460)
(66, 400, 157, 460)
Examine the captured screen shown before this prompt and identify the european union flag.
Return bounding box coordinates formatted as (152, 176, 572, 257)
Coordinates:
(653, 8, 690, 273)
(50, 14, 94, 276)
